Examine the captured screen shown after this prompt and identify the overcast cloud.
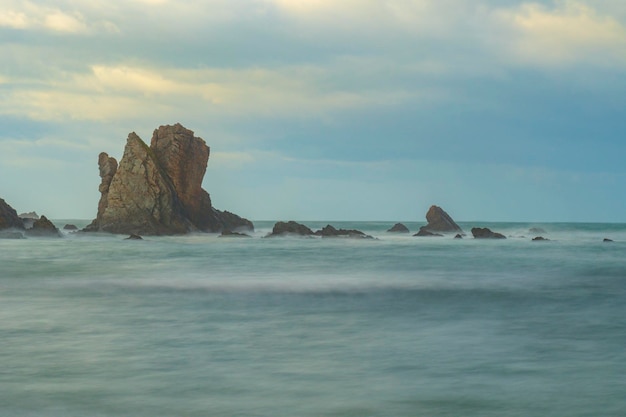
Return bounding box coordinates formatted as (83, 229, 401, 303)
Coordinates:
(1, 0, 625, 221)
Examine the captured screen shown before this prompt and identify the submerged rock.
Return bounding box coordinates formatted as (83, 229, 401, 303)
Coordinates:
(417, 205, 462, 235)
(25, 215, 61, 237)
(454, 234, 463, 239)
(603, 238, 614, 242)
(0, 198, 24, 230)
(471, 227, 506, 239)
(220, 230, 252, 238)
(125, 234, 143, 240)
(64, 224, 78, 230)
(267, 221, 314, 237)
(532, 236, 549, 241)
(0, 231, 25, 239)
(387, 223, 410, 233)
(529, 227, 546, 234)
(84, 124, 253, 235)
(413, 229, 443, 237)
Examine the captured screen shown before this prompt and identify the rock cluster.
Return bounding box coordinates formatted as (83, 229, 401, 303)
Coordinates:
(266, 221, 373, 239)
(84, 124, 253, 235)
(418, 205, 463, 235)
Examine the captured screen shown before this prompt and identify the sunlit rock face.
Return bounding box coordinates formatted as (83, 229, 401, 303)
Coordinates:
(85, 123, 253, 235)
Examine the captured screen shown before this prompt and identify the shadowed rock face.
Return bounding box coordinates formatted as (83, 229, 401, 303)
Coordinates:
(420, 205, 462, 233)
(387, 223, 410, 233)
(0, 198, 24, 230)
(25, 215, 61, 237)
(85, 124, 253, 235)
(267, 221, 315, 237)
(471, 227, 506, 239)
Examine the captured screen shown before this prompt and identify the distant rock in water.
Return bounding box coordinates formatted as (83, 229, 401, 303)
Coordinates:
(532, 236, 549, 241)
(25, 215, 61, 237)
(314, 224, 374, 239)
(64, 224, 78, 230)
(267, 221, 314, 237)
(418, 205, 462, 235)
(471, 227, 506, 239)
(413, 229, 443, 237)
(125, 234, 143, 240)
(0, 198, 25, 230)
(387, 223, 410, 233)
(19, 211, 39, 220)
(603, 238, 614, 242)
(454, 234, 463, 239)
(84, 123, 253, 235)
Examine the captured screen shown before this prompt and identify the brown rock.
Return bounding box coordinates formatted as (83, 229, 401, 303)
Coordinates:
(471, 227, 506, 239)
(267, 221, 314, 237)
(26, 215, 61, 237)
(314, 224, 373, 239)
(63, 224, 78, 230)
(387, 223, 410, 233)
(419, 205, 462, 234)
(85, 124, 253, 235)
(0, 198, 24, 230)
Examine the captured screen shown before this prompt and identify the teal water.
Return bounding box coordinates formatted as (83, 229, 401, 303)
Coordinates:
(1, 221, 625, 416)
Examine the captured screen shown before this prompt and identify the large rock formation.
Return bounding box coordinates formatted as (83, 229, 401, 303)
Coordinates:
(85, 124, 253, 235)
(0, 198, 24, 230)
(418, 205, 462, 234)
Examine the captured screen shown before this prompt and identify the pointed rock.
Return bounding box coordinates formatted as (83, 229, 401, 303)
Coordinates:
(418, 205, 462, 234)
(0, 198, 25, 230)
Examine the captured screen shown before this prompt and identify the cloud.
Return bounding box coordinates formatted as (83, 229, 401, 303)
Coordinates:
(494, 1, 626, 67)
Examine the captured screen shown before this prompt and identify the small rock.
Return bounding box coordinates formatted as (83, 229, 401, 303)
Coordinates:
(387, 223, 410, 233)
(19, 211, 39, 220)
(314, 224, 374, 239)
(471, 227, 506, 239)
(125, 234, 143, 240)
(25, 215, 61, 237)
(603, 238, 614, 242)
(532, 236, 549, 241)
(63, 224, 78, 230)
(454, 234, 463, 239)
(267, 221, 314, 237)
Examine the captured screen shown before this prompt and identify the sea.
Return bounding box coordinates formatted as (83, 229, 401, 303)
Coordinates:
(1, 220, 625, 417)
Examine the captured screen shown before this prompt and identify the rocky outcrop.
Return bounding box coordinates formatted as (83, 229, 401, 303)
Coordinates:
(63, 224, 78, 230)
(471, 227, 506, 239)
(418, 205, 462, 234)
(25, 215, 61, 237)
(267, 221, 314, 237)
(387, 223, 409, 233)
(85, 124, 253, 235)
(0, 198, 24, 230)
(314, 225, 373, 239)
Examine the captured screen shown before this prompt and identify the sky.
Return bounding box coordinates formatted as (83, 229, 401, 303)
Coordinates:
(1, 0, 625, 222)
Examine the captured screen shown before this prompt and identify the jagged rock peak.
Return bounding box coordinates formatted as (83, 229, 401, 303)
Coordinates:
(85, 124, 253, 235)
(0, 198, 25, 230)
(419, 205, 462, 234)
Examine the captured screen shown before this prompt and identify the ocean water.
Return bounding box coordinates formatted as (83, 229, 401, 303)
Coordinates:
(1, 221, 625, 417)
